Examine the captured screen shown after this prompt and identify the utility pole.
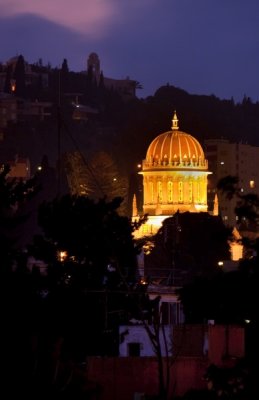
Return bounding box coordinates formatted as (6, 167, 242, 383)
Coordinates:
(57, 68, 61, 196)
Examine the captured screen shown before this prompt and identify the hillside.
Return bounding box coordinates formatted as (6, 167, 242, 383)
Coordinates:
(1, 70, 259, 190)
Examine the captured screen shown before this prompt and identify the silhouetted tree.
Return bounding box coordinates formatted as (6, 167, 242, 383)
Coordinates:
(3, 65, 12, 93)
(0, 189, 146, 397)
(61, 58, 69, 74)
(13, 54, 26, 97)
(64, 151, 129, 215)
(99, 70, 104, 88)
(0, 164, 37, 267)
(0, 165, 39, 397)
(145, 212, 231, 286)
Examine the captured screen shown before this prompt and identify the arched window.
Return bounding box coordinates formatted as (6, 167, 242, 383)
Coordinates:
(178, 181, 183, 202)
(168, 181, 173, 202)
(189, 181, 193, 203)
(197, 181, 200, 203)
(149, 181, 154, 203)
(157, 181, 163, 202)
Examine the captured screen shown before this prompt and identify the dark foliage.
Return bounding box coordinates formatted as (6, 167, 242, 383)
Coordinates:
(0, 164, 37, 268)
(145, 212, 231, 286)
(13, 54, 26, 97)
(0, 187, 148, 397)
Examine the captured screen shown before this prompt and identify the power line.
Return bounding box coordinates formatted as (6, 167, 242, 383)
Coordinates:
(57, 108, 105, 198)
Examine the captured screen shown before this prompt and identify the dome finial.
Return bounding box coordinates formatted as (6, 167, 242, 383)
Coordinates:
(172, 110, 179, 130)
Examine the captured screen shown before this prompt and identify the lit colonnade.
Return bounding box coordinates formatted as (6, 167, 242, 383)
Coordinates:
(137, 112, 211, 236)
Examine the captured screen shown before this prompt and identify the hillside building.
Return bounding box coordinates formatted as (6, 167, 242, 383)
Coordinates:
(0, 55, 49, 93)
(86, 52, 137, 100)
(204, 139, 259, 227)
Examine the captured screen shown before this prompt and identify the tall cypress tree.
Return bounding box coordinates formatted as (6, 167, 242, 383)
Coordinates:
(4, 65, 11, 94)
(14, 55, 26, 97)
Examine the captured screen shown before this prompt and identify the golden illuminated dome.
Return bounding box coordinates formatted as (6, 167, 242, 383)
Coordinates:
(144, 112, 206, 170)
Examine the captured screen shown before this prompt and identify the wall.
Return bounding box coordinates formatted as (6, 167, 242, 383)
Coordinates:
(85, 325, 245, 399)
(86, 356, 208, 400)
(119, 325, 173, 357)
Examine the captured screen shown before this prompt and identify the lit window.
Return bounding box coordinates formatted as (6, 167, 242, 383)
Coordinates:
(189, 181, 193, 202)
(11, 79, 16, 92)
(178, 181, 183, 202)
(197, 182, 200, 203)
(149, 182, 154, 203)
(168, 181, 173, 202)
(250, 180, 255, 188)
(143, 224, 148, 233)
(157, 181, 163, 202)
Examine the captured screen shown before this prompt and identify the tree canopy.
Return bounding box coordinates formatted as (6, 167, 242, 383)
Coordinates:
(31, 194, 138, 286)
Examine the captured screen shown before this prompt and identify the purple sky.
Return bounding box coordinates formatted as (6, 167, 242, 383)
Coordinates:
(1, 0, 259, 102)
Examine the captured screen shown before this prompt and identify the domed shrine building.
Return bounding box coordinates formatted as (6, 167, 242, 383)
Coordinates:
(135, 112, 212, 237)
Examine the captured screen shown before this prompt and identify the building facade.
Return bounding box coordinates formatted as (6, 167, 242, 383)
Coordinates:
(86, 52, 137, 100)
(204, 139, 259, 227)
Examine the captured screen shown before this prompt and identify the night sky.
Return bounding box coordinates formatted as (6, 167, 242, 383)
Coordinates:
(1, 0, 259, 102)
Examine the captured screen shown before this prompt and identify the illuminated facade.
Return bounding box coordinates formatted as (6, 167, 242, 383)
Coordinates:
(135, 112, 211, 236)
(4, 156, 31, 180)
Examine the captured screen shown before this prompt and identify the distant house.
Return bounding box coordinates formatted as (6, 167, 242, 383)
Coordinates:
(0, 92, 17, 134)
(119, 284, 184, 357)
(85, 52, 138, 101)
(0, 55, 49, 93)
(205, 138, 259, 227)
(17, 99, 52, 121)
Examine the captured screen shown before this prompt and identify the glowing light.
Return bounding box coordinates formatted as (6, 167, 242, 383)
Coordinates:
(218, 261, 224, 267)
(37, 165, 42, 171)
(107, 263, 116, 272)
(140, 277, 148, 285)
(11, 80, 16, 92)
(58, 251, 67, 262)
(230, 241, 243, 261)
(142, 239, 155, 255)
